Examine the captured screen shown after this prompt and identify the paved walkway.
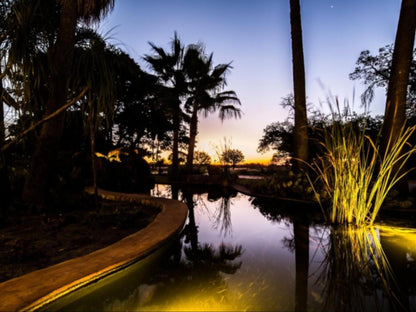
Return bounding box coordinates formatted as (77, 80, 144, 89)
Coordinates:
(0, 189, 188, 312)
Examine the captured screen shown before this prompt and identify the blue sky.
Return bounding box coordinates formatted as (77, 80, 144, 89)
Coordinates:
(101, 0, 402, 163)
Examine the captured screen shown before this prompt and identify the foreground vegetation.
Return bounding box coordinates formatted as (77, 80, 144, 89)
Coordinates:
(309, 104, 416, 225)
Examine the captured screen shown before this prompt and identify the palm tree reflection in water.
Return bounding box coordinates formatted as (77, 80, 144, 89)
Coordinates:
(99, 189, 243, 310)
(150, 189, 244, 306)
(61, 188, 244, 311)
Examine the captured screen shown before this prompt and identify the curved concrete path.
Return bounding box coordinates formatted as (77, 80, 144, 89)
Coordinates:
(0, 189, 188, 312)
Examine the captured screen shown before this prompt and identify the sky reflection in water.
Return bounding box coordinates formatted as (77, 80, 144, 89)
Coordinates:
(44, 185, 416, 311)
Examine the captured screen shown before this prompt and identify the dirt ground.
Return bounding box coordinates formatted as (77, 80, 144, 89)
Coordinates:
(0, 200, 160, 283)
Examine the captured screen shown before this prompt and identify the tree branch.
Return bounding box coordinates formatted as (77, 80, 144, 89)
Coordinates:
(1, 86, 89, 152)
(1, 89, 19, 110)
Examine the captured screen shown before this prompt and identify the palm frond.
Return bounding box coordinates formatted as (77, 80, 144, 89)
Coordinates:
(77, 0, 115, 24)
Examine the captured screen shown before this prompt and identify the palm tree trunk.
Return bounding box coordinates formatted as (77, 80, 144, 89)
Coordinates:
(186, 102, 198, 174)
(290, 0, 308, 172)
(381, 0, 416, 194)
(294, 220, 309, 312)
(23, 0, 77, 207)
(171, 100, 180, 178)
(184, 190, 198, 252)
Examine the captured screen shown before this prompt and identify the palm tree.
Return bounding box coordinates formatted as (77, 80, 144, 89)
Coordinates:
(290, 0, 308, 171)
(1, 0, 58, 131)
(381, 0, 416, 158)
(0, 0, 58, 208)
(183, 45, 241, 173)
(144, 32, 187, 178)
(23, 0, 115, 206)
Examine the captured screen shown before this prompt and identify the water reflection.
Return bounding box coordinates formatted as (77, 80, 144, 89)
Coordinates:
(380, 227, 416, 311)
(317, 227, 389, 311)
(41, 186, 416, 311)
(294, 221, 309, 312)
(209, 188, 238, 237)
(136, 188, 244, 310)
(133, 242, 243, 310)
(251, 197, 416, 312)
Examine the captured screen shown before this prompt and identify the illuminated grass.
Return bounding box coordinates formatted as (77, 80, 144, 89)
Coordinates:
(308, 104, 416, 225)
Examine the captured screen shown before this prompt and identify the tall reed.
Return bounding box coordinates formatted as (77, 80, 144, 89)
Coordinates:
(309, 103, 416, 225)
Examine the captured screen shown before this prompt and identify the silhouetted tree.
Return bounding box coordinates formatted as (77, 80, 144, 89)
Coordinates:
(194, 151, 211, 165)
(23, 0, 115, 207)
(1, 0, 59, 135)
(0, 0, 59, 209)
(350, 44, 416, 118)
(221, 148, 244, 169)
(258, 112, 383, 164)
(290, 0, 308, 171)
(381, 0, 416, 195)
(258, 120, 294, 161)
(144, 32, 187, 179)
(112, 54, 167, 150)
(183, 45, 241, 173)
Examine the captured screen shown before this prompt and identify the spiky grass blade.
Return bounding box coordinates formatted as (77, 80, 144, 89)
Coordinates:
(309, 107, 416, 225)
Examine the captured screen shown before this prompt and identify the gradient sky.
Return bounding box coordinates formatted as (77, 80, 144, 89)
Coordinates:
(100, 0, 402, 163)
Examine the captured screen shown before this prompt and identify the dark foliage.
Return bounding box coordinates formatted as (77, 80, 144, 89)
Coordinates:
(350, 44, 416, 113)
(258, 113, 384, 164)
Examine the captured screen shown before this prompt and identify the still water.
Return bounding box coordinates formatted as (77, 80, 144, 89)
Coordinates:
(41, 185, 416, 311)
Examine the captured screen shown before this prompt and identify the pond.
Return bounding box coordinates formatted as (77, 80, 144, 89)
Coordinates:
(40, 185, 416, 311)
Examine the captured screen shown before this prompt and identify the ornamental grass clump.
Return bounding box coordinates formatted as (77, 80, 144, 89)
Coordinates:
(309, 105, 416, 226)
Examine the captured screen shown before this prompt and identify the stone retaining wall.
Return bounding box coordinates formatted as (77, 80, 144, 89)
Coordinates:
(0, 189, 188, 312)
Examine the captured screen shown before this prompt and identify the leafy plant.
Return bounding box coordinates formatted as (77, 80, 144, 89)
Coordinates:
(308, 103, 416, 225)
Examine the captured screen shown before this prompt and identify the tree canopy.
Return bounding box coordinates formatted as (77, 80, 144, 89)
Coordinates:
(349, 44, 416, 113)
(0, 3, 243, 207)
(221, 148, 244, 168)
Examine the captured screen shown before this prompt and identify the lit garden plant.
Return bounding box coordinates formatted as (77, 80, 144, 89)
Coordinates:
(309, 105, 416, 226)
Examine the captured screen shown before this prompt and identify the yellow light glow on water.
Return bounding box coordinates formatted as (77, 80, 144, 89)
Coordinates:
(130, 285, 274, 312)
(144, 299, 239, 311)
(378, 225, 416, 243)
